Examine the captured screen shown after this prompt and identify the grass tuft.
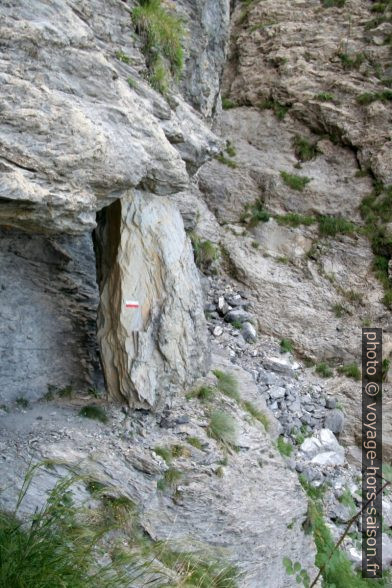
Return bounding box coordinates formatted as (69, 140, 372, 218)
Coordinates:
(338, 363, 361, 381)
(318, 215, 356, 237)
(259, 98, 289, 120)
(242, 401, 269, 431)
(280, 338, 293, 353)
(213, 370, 240, 402)
(292, 135, 320, 162)
(132, 0, 184, 95)
(208, 411, 238, 446)
(277, 436, 293, 457)
(280, 171, 311, 191)
(187, 385, 215, 402)
(315, 362, 333, 378)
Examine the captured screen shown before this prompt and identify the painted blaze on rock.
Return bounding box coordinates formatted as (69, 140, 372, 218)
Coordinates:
(95, 191, 209, 408)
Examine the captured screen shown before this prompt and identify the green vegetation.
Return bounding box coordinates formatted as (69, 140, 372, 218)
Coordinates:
(338, 363, 361, 381)
(315, 362, 333, 378)
(338, 52, 365, 71)
(240, 199, 270, 227)
(280, 171, 311, 191)
(225, 141, 236, 157)
(320, 0, 345, 6)
(299, 475, 327, 501)
(291, 425, 309, 447)
(208, 411, 238, 446)
(315, 92, 335, 101)
(344, 289, 363, 304)
(251, 240, 260, 249)
(259, 98, 290, 120)
(360, 183, 392, 308)
(213, 370, 240, 402)
(189, 232, 220, 271)
(277, 436, 293, 457)
(187, 385, 215, 402)
(215, 153, 237, 168)
(318, 215, 356, 237)
(231, 320, 243, 330)
(292, 135, 319, 162)
(157, 467, 182, 491)
(276, 213, 315, 228)
(187, 436, 204, 450)
(222, 97, 238, 110)
(115, 50, 131, 64)
(338, 488, 356, 512)
(154, 446, 173, 464)
(15, 397, 29, 408)
(383, 358, 390, 382)
(155, 545, 238, 588)
(127, 77, 138, 89)
(283, 557, 310, 587)
(242, 401, 269, 431)
(280, 338, 293, 353)
(0, 469, 144, 588)
(132, 0, 184, 94)
(307, 499, 390, 587)
(44, 384, 74, 401)
(78, 405, 108, 423)
(356, 90, 392, 106)
(332, 303, 347, 318)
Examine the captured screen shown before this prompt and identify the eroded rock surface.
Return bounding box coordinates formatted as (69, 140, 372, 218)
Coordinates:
(95, 192, 209, 408)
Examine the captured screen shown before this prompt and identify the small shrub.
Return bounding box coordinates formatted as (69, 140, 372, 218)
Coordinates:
(222, 97, 237, 110)
(154, 446, 172, 464)
(213, 370, 241, 402)
(332, 303, 347, 318)
(280, 338, 293, 353)
(251, 240, 260, 249)
(280, 171, 311, 191)
(225, 141, 236, 157)
(16, 397, 29, 408)
(215, 153, 237, 168)
(292, 135, 319, 162)
(318, 215, 356, 237)
(315, 362, 333, 378)
(171, 444, 190, 458)
(242, 401, 269, 431)
(338, 52, 365, 70)
(190, 233, 219, 271)
(187, 386, 215, 402)
(208, 411, 238, 446)
(85, 479, 107, 496)
(277, 436, 293, 457)
(157, 468, 182, 491)
(338, 363, 361, 380)
(315, 92, 335, 101)
(187, 436, 204, 450)
(115, 50, 131, 64)
(78, 405, 108, 423)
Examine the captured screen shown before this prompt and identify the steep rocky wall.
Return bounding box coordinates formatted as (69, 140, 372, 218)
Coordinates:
(0, 228, 101, 404)
(0, 0, 230, 404)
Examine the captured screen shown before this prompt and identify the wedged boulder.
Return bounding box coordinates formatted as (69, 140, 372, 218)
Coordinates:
(95, 191, 209, 408)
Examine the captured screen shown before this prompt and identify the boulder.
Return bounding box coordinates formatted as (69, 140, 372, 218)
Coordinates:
(95, 192, 210, 408)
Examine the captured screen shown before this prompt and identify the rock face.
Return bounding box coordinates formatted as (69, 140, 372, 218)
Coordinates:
(0, 227, 101, 404)
(95, 192, 209, 407)
(0, 0, 227, 403)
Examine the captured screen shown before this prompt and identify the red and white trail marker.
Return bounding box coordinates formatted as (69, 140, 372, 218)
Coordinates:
(125, 300, 140, 309)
